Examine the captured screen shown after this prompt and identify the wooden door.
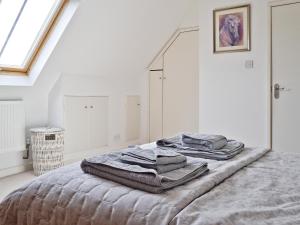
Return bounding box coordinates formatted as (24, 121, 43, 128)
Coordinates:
(272, 2, 300, 152)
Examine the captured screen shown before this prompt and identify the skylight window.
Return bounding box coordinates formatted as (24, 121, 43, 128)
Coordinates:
(0, 0, 65, 74)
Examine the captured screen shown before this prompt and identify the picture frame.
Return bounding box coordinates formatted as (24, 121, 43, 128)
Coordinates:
(213, 4, 251, 53)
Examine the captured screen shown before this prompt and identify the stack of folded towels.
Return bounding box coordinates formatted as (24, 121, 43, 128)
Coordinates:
(157, 133, 244, 160)
(81, 147, 208, 193)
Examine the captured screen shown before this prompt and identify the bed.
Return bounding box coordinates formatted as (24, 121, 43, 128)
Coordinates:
(0, 144, 299, 225)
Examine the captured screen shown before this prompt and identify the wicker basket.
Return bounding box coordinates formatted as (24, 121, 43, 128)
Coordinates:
(31, 127, 64, 176)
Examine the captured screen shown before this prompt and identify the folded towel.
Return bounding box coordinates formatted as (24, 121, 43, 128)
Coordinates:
(156, 136, 184, 149)
(181, 134, 227, 150)
(175, 141, 245, 160)
(120, 147, 187, 173)
(157, 135, 244, 160)
(121, 147, 186, 164)
(121, 154, 187, 174)
(81, 151, 208, 193)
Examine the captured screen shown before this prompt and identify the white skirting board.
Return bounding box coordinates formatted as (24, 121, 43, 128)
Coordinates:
(0, 163, 33, 179)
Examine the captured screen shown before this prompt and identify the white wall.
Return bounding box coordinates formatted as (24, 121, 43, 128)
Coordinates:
(180, 0, 200, 28)
(198, 0, 269, 147)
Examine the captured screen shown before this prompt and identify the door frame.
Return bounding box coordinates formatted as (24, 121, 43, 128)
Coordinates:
(268, 0, 300, 149)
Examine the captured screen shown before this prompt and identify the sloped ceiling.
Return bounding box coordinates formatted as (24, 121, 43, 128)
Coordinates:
(40, 0, 196, 80)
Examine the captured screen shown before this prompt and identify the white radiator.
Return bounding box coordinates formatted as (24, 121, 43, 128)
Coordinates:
(0, 101, 26, 153)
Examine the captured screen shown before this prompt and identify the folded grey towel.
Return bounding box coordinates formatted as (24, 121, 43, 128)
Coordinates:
(122, 147, 186, 164)
(81, 151, 208, 193)
(156, 136, 184, 149)
(157, 135, 244, 160)
(181, 134, 227, 150)
(175, 141, 245, 160)
(120, 147, 187, 173)
(121, 154, 187, 174)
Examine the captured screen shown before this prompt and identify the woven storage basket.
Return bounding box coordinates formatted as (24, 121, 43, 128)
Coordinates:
(31, 127, 64, 176)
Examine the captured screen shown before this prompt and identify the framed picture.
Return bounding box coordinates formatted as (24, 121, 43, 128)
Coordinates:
(213, 4, 251, 53)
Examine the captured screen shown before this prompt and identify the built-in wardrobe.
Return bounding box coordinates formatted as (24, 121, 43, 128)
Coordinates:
(149, 27, 199, 142)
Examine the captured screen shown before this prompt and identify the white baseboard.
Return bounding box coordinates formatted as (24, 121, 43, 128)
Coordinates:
(0, 163, 33, 178)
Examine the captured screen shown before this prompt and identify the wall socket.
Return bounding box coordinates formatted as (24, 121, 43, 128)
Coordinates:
(245, 60, 254, 69)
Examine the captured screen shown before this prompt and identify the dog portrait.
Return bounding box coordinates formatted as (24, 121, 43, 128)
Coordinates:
(214, 5, 250, 53)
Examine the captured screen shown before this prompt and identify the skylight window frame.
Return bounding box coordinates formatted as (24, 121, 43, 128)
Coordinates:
(0, 0, 68, 75)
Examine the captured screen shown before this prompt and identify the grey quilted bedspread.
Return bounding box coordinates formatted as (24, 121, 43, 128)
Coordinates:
(170, 151, 300, 225)
(0, 147, 269, 225)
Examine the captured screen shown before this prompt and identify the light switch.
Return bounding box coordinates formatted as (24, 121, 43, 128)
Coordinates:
(245, 60, 254, 69)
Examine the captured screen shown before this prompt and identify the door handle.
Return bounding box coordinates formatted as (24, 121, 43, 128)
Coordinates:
(274, 84, 282, 99)
(274, 83, 291, 99)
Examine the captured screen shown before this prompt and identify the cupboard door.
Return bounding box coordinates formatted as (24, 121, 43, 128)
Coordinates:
(125, 96, 141, 141)
(64, 96, 89, 153)
(149, 71, 163, 141)
(163, 30, 199, 137)
(88, 97, 109, 149)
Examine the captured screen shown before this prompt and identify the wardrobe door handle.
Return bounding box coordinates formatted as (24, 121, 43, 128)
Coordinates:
(90, 106, 94, 109)
(84, 106, 88, 109)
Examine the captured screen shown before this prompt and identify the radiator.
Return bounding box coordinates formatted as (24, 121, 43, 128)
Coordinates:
(0, 100, 26, 153)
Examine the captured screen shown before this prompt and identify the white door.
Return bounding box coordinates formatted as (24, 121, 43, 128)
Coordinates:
(163, 30, 199, 138)
(64, 96, 89, 153)
(125, 96, 141, 141)
(149, 71, 163, 141)
(88, 97, 109, 149)
(272, 3, 300, 152)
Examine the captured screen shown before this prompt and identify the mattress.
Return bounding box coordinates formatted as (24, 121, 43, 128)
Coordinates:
(0, 146, 269, 225)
